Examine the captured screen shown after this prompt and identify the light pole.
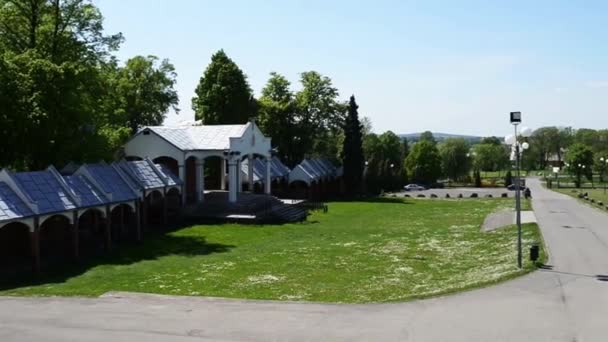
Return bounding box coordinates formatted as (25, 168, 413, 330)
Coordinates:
(507, 111, 532, 269)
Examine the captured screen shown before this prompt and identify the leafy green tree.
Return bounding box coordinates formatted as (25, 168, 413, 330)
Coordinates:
(474, 169, 482, 187)
(294, 71, 346, 159)
(108, 55, 179, 134)
(257, 72, 298, 165)
(192, 50, 255, 124)
(419, 131, 436, 145)
(438, 138, 471, 182)
(401, 137, 410, 161)
(341, 95, 364, 196)
(481, 136, 502, 145)
(472, 143, 509, 173)
(565, 143, 594, 188)
(0, 0, 123, 63)
(504, 170, 513, 186)
(405, 140, 441, 185)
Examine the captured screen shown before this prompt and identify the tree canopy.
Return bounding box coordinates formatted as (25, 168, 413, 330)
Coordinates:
(405, 139, 441, 185)
(438, 138, 470, 181)
(192, 50, 255, 124)
(0, 0, 178, 170)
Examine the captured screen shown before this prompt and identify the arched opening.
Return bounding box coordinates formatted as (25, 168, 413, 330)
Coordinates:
(166, 188, 181, 219)
(110, 204, 137, 242)
(289, 180, 310, 200)
(203, 156, 225, 191)
(185, 156, 197, 203)
(145, 190, 165, 227)
(39, 214, 72, 263)
(153, 156, 179, 178)
(241, 153, 268, 193)
(78, 209, 106, 257)
(0, 222, 31, 276)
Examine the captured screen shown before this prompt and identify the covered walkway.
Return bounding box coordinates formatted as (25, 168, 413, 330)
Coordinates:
(0, 159, 183, 275)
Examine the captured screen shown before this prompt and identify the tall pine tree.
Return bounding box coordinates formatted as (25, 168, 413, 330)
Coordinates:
(342, 95, 364, 196)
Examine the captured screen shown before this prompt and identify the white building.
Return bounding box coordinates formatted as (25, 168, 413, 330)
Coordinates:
(123, 120, 273, 203)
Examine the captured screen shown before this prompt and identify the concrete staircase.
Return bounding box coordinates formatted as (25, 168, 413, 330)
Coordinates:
(181, 191, 309, 224)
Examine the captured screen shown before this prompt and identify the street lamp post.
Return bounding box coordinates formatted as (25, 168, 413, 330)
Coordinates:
(508, 112, 532, 269)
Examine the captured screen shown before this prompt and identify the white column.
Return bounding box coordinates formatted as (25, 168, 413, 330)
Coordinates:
(265, 157, 272, 195)
(228, 160, 238, 203)
(237, 159, 243, 193)
(220, 159, 226, 190)
(178, 163, 186, 204)
(195, 160, 204, 202)
(248, 154, 254, 192)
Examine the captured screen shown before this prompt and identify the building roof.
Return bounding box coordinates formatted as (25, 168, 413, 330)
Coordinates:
(241, 157, 291, 183)
(1, 161, 183, 226)
(63, 174, 107, 208)
(117, 160, 165, 190)
(145, 125, 248, 151)
(288, 158, 339, 185)
(155, 164, 182, 186)
(12, 171, 77, 215)
(0, 182, 33, 221)
(83, 164, 139, 203)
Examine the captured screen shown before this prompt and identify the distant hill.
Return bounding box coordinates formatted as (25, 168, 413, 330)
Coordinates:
(399, 132, 483, 144)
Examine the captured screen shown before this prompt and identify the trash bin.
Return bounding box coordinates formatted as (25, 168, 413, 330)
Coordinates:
(530, 243, 540, 262)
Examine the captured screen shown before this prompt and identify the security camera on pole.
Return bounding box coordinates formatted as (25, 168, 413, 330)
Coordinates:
(506, 112, 532, 269)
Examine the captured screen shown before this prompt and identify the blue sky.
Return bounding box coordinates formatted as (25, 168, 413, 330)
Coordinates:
(96, 0, 608, 137)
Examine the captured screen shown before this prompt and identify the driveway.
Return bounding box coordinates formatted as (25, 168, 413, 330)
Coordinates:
(1, 178, 608, 342)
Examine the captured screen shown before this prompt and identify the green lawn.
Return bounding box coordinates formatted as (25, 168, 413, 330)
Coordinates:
(555, 188, 608, 208)
(0, 199, 544, 303)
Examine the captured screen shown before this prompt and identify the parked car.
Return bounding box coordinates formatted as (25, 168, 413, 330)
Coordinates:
(404, 184, 426, 191)
(507, 184, 529, 192)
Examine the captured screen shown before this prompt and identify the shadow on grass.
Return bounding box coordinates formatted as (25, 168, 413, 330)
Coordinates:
(0, 232, 234, 292)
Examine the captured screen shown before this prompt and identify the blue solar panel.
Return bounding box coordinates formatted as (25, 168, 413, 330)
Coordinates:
(0, 182, 33, 221)
(155, 164, 182, 186)
(63, 175, 108, 207)
(12, 171, 76, 215)
(85, 164, 138, 202)
(124, 161, 165, 189)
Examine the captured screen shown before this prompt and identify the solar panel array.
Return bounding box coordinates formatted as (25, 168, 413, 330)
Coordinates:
(0, 159, 183, 225)
(121, 161, 166, 189)
(241, 157, 291, 183)
(63, 175, 106, 207)
(288, 158, 338, 185)
(0, 182, 33, 221)
(13, 171, 77, 214)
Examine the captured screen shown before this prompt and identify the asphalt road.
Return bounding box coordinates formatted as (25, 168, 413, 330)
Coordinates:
(1, 178, 608, 342)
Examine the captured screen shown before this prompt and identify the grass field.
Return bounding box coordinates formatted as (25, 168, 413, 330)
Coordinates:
(0, 199, 544, 303)
(555, 188, 608, 209)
